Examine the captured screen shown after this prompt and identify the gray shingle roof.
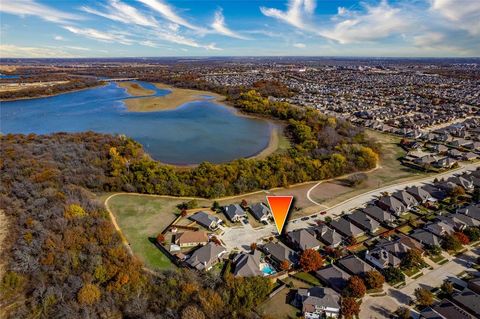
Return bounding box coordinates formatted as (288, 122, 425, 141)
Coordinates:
(186, 242, 226, 270)
(410, 229, 441, 247)
(315, 265, 351, 292)
(314, 224, 344, 247)
(337, 255, 374, 276)
(347, 210, 380, 233)
(286, 229, 322, 251)
(250, 202, 270, 221)
(263, 242, 298, 264)
(224, 204, 246, 221)
(189, 211, 221, 229)
(362, 205, 396, 223)
(330, 217, 364, 238)
(232, 250, 263, 277)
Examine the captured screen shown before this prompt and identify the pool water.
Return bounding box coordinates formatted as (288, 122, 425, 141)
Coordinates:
(261, 263, 277, 275)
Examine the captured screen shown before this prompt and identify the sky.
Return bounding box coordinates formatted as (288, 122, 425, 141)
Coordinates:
(1, 0, 479, 58)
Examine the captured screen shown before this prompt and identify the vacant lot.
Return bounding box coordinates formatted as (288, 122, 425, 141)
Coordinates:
(106, 194, 210, 270)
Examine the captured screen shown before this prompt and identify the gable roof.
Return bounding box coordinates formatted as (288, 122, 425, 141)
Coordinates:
(186, 242, 226, 270)
(263, 242, 298, 264)
(314, 224, 344, 247)
(189, 211, 221, 229)
(377, 196, 407, 214)
(297, 287, 340, 313)
(232, 250, 263, 277)
(315, 265, 351, 292)
(337, 255, 374, 276)
(410, 229, 441, 247)
(250, 202, 270, 220)
(287, 229, 322, 251)
(175, 231, 209, 245)
(452, 289, 480, 316)
(425, 221, 455, 237)
(330, 217, 364, 238)
(393, 190, 419, 207)
(362, 205, 396, 223)
(224, 204, 246, 220)
(406, 186, 434, 202)
(366, 247, 401, 267)
(458, 204, 480, 221)
(347, 210, 380, 232)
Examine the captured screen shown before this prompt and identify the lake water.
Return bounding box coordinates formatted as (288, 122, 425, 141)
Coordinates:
(0, 81, 273, 165)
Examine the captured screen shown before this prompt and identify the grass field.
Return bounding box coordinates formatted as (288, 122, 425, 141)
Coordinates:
(106, 194, 209, 270)
(313, 130, 427, 208)
(118, 82, 155, 96)
(123, 82, 224, 112)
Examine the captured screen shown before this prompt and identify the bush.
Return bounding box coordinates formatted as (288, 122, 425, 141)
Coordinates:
(77, 283, 101, 305)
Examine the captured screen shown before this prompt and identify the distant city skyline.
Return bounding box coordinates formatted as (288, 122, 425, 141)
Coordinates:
(1, 0, 480, 58)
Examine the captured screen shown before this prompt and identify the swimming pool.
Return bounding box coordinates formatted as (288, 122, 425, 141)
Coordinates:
(260, 263, 277, 276)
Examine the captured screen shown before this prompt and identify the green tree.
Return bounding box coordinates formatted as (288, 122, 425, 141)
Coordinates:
(383, 267, 405, 284)
(464, 227, 480, 242)
(441, 280, 454, 296)
(443, 234, 462, 251)
(414, 287, 434, 307)
(401, 248, 426, 270)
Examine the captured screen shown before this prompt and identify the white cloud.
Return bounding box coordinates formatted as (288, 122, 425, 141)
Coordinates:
(54, 35, 65, 41)
(0, 0, 82, 23)
(0, 44, 75, 58)
(211, 9, 248, 40)
(137, 0, 205, 32)
(293, 42, 306, 48)
(413, 32, 445, 47)
(63, 26, 134, 45)
(430, 0, 480, 35)
(260, 0, 316, 30)
(63, 46, 91, 51)
(319, 1, 411, 44)
(82, 0, 158, 28)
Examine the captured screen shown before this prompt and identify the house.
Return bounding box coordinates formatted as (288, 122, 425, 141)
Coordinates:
(346, 210, 381, 234)
(458, 204, 480, 221)
(174, 231, 209, 248)
(232, 250, 263, 277)
(406, 186, 436, 203)
(376, 238, 419, 259)
(185, 242, 227, 271)
(397, 234, 425, 252)
(337, 255, 374, 277)
(422, 185, 447, 200)
(189, 211, 222, 230)
(468, 278, 480, 295)
(365, 247, 401, 270)
(263, 242, 298, 266)
(410, 229, 441, 248)
(330, 217, 364, 238)
(250, 202, 271, 222)
(392, 190, 419, 209)
(223, 204, 246, 222)
(315, 265, 351, 292)
(462, 152, 478, 161)
(446, 213, 480, 228)
(420, 299, 475, 319)
(434, 157, 457, 169)
(452, 289, 480, 317)
(447, 176, 474, 191)
(313, 224, 344, 248)
(377, 196, 407, 216)
(286, 229, 322, 251)
(448, 149, 463, 159)
(425, 219, 455, 237)
(295, 287, 341, 319)
(431, 144, 448, 153)
(362, 205, 396, 224)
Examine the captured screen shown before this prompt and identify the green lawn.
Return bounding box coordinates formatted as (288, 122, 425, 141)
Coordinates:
(106, 194, 195, 270)
(292, 272, 321, 286)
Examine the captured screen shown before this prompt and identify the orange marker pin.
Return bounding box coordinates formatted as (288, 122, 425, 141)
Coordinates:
(267, 196, 294, 234)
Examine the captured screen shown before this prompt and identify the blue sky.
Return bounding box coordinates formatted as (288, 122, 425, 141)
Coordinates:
(1, 0, 479, 57)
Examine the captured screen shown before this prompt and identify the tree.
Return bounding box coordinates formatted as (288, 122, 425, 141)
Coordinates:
(64, 204, 87, 219)
(212, 201, 221, 211)
(464, 227, 480, 242)
(428, 244, 442, 256)
(443, 234, 463, 251)
(240, 199, 248, 208)
(364, 270, 385, 290)
(395, 306, 411, 319)
(156, 233, 166, 244)
(279, 260, 291, 271)
(414, 287, 434, 307)
(454, 231, 470, 245)
(299, 249, 324, 272)
(341, 297, 360, 319)
(449, 186, 465, 199)
(180, 209, 187, 217)
(401, 248, 426, 270)
(343, 276, 366, 298)
(383, 267, 405, 284)
(250, 242, 257, 251)
(77, 283, 101, 305)
(181, 305, 206, 319)
(440, 280, 454, 296)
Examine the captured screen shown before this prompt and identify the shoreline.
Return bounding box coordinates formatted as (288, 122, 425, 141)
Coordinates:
(0, 82, 106, 102)
(122, 82, 225, 112)
(118, 81, 155, 96)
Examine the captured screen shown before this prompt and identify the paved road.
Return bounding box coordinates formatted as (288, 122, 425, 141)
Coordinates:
(360, 246, 480, 319)
(286, 162, 479, 231)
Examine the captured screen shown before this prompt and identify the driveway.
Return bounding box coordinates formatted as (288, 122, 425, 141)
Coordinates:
(220, 222, 277, 251)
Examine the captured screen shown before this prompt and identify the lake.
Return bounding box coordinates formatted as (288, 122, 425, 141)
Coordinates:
(0, 81, 273, 165)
